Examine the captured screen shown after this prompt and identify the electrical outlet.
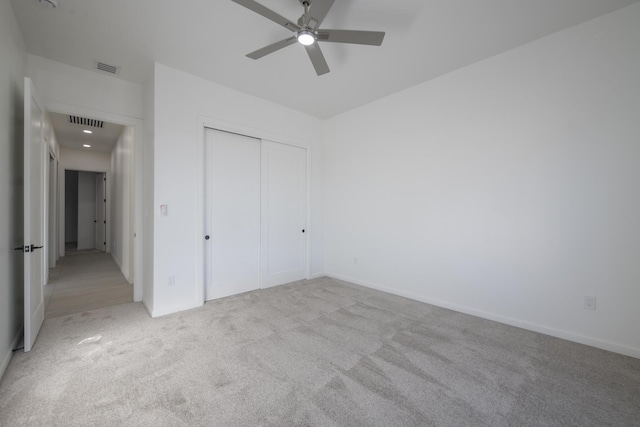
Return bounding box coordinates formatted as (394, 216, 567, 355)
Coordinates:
(584, 295, 596, 311)
(168, 275, 175, 287)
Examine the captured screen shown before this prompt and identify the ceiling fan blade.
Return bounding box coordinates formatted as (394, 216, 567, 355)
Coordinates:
(231, 0, 300, 32)
(304, 43, 330, 76)
(246, 36, 297, 59)
(304, 0, 336, 29)
(317, 29, 385, 46)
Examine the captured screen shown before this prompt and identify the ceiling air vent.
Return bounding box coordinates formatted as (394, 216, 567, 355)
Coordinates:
(95, 61, 119, 75)
(68, 115, 104, 128)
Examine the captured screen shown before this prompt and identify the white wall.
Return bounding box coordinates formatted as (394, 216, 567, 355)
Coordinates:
(150, 63, 324, 316)
(59, 146, 111, 172)
(324, 4, 640, 358)
(0, 0, 26, 380)
(27, 55, 143, 120)
(111, 126, 134, 282)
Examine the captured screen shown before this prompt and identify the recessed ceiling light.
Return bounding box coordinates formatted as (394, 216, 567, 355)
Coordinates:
(83, 144, 91, 148)
(83, 130, 93, 134)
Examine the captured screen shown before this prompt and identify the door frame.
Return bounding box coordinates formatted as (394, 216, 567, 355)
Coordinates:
(196, 117, 313, 304)
(46, 102, 144, 302)
(46, 147, 59, 273)
(95, 172, 107, 252)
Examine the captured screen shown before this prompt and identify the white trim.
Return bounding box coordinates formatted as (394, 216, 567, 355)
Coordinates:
(197, 116, 312, 150)
(260, 140, 268, 289)
(194, 120, 205, 305)
(150, 301, 202, 318)
(305, 143, 312, 280)
(45, 102, 143, 124)
(325, 273, 640, 360)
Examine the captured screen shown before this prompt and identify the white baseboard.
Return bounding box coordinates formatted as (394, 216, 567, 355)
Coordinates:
(326, 273, 640, 360)
(150, 300, 203, 318)
(308, 272, 325, 280)
(1, 328, 24, 381)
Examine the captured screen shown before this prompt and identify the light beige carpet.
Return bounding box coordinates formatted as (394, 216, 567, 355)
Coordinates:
(1, 277, 639, 426)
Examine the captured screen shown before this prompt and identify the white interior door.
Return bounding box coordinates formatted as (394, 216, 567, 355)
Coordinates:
(95, 173, 106, 251)
(77, 171, 96, 250)
(23, 77, 45, 352)
(261, 141, 307, 287)
(205, 129, 261, 300)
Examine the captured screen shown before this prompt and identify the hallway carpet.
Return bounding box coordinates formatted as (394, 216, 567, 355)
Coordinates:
(1, 277, 638, 426)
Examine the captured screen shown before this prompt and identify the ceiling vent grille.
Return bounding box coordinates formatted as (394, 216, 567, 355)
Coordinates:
(68, 116, 104, 128)
(96, 61, 119, 75)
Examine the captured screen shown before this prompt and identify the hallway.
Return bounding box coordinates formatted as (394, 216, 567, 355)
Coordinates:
(44, 252, 133, 319)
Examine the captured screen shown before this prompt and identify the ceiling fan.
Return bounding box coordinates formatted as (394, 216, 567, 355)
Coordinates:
(231, 0, 385, 76)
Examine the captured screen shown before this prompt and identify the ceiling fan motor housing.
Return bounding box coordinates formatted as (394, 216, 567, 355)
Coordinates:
(232, 0, 385, 76)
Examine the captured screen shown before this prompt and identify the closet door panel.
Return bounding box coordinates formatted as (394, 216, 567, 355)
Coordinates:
(262, 141, 307, 287)
(205, 129, 261, 300)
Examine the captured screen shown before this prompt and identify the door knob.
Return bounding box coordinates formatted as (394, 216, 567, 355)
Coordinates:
(205, 235, 210, 240)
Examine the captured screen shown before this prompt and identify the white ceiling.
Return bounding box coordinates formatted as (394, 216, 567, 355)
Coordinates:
(11, 0, 640, 119)
(50, 112, 124, 154)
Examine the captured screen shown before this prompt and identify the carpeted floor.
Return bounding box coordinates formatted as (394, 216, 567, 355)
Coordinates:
(1, 277, 638, 426)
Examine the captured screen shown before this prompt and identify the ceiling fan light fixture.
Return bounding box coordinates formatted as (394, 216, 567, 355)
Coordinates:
(296, 30, 316, 46)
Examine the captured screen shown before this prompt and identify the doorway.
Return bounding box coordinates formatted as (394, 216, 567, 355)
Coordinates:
(64, 170, 107, 253)
(45, 110, 140, 317)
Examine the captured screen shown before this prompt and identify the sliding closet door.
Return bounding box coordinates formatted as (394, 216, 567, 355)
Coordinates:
(261, 141, 307, 287)
(205, 129, 261, 300)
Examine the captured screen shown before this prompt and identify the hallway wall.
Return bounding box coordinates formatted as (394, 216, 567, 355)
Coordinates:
(110, 126, 134, 282)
